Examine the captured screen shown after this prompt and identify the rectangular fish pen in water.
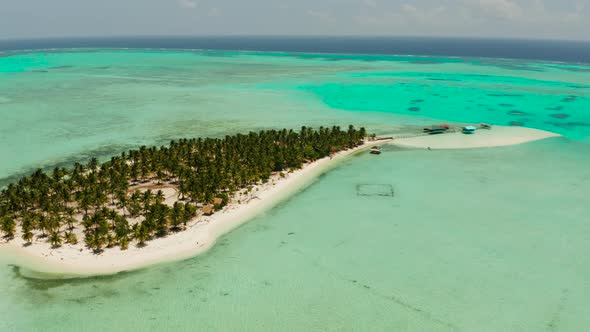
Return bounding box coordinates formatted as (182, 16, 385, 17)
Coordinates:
(356, 184, 394, 197)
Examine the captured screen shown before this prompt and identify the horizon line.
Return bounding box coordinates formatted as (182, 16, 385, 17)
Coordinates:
(1, 34, 590, 44)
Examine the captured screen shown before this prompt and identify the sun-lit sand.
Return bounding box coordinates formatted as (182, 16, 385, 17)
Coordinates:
(0, 126, 561, 277)
(392, 126, 561, 150)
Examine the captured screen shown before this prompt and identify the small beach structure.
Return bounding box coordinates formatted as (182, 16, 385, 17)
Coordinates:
(462, 126, 477, 134)
(423, 125, 450, 135)
(202, 204, 215, 216)
(370, 146, 382, 155)
(213, 197, 223, 206)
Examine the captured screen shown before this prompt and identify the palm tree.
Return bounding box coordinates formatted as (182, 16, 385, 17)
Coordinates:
(64, 231, 78, 245)
(1, 216, 16, 239)
(155, 190, 165, 204)
(0, 125, 368, 249)
(49, 231, 62, 248)
(65, 207, 76, 230)
(22, 227, 34, 244)
(106, 234, 116, 248)
(183, 203, 197, 227)
(87, 157, 99, 173)
(142, 190, 153, 215)
(119, 236, 129, 250)
(135, 223, 150, 246)
(154, 203, 169, 237)
(113, 214, 130, 250)
(38, 215, 50, 238)
(170, 202, 185, 231)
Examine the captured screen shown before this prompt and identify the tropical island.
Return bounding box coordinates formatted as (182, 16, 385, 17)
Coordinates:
(0, 125, 369, 250)
(0, 124, 560, 276)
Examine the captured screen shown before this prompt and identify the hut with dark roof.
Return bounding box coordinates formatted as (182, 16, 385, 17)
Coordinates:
(423, 125, 449, 135)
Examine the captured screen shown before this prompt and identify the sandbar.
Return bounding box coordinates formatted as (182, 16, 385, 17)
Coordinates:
(391, 126, 561, 150)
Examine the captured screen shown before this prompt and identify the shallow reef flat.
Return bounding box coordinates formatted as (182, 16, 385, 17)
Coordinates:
(0, 49, 589, 331)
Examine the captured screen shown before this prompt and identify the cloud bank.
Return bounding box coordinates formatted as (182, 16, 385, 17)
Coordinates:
(0, 0, 587, 40)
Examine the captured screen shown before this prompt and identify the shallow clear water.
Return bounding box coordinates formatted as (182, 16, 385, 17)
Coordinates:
(1, 50, 590, 331)
(1, 50, 589, 182)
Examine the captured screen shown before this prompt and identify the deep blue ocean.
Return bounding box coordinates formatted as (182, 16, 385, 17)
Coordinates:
(1, 36, 589, 63)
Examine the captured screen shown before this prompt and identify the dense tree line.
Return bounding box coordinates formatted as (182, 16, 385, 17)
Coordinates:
(0, 125, 367, 252)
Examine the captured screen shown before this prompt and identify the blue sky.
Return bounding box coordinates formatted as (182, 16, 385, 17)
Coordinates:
(1, 0, 588, 40)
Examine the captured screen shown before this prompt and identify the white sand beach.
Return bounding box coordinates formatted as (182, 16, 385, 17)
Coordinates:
(0, 126, 560, 277)
(392, 125, 561, 150)
(0, 140, 391, 277)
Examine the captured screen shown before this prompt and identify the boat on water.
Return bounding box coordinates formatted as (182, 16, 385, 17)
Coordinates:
(423, 124, 450, 135)
(462, 126, 477, 134)
(370, 146, 382, 155)
(479, 123, 492, 129)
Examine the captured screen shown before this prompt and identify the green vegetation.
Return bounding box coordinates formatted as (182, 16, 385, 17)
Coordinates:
(0, 126, 367, 252)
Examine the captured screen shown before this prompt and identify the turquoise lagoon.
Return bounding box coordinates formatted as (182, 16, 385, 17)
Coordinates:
(1, 50, 590, 331)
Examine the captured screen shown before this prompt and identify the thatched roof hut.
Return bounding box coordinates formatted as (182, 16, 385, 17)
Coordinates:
(213, 197, 223, 205)
(202, 204, 214, 216)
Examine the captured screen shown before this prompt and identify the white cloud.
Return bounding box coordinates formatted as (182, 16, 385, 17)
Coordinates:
(363, 0, 377, 8)
(351, 0, 588, 39)
(307, 9, 335, 22)
(458, 0, 589, 27)
(178, 0, 198, 9)
(401, 3, 418, 15)
(466, 0, 523, 20)
(354, 3, 449, 27)
(208, 8, 222, 17)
